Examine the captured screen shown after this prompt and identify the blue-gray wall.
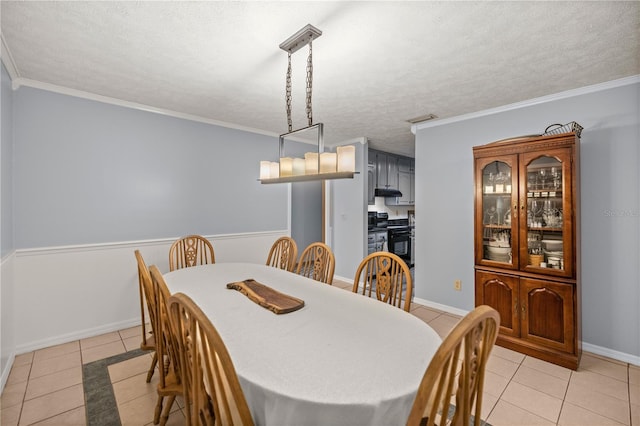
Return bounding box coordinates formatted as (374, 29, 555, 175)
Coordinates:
(1, 63, 15, 382)
(12, 87, 289, 248)
(414, 78, 640, 359)
(287, 142, 323, 251)
(1, 64, 13, 256)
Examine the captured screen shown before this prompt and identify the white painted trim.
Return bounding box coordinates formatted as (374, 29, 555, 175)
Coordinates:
(0, 251, 16, 393)
(412, 75, 640, 132)
(413, 296, 470, 317)
(582, 342, 640, 367)
(334, 136, 367, 147)
(1, 250, 16, 265)
(0, 353, 15, 394)
(15, 318, 141, 355)
(333, 274, 352, 284)
(0, 33, 20, 84)
(9, 77, 280, 137)
(15, 230, 288, 257)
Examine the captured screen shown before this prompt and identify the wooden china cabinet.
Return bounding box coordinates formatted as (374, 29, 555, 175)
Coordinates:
(473, 132, 581, 369)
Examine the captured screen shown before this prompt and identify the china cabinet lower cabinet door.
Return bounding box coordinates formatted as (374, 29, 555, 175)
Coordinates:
(520, 278, 575, 353)
(476, 270, 579, 368)
(475, 270, 519, 337)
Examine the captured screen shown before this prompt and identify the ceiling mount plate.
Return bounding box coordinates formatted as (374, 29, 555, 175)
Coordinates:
(406, 113, 438, 124)
(279, 24, 322, 53)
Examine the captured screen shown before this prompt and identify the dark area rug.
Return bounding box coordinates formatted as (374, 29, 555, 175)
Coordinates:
(82, 349, 146, 426)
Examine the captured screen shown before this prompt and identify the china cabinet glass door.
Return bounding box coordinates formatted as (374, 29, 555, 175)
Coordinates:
(519, 149, 573, 277)
(476, 156, 518, 268)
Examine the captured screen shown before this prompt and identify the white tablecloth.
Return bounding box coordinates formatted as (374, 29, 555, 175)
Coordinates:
(163, 263, 441, 426)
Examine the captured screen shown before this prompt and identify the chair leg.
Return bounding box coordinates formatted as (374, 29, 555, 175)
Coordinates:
(146, 352, 158, 383)
(154, 395, 164, 425)
(159, 395, 176, 426)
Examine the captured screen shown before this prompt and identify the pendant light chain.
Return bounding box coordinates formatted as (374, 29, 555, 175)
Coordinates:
(286, 51, 293, 132)
(306, 39, 313, 126)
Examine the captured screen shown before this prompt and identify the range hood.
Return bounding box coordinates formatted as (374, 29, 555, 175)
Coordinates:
(375, 188, 403, 197)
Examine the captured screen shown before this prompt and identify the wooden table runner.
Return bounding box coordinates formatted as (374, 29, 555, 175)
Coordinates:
(226, 279, 305, 314)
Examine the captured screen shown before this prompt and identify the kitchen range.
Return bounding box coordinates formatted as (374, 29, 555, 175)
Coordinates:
(367, 211, 413, 266)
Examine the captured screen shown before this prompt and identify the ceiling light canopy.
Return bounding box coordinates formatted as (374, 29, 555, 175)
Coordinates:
(259, 24, 356, 184)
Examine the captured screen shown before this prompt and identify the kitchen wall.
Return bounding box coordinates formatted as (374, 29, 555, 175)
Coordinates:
(413, 76, 640, 364)
(368, 196, 413, 219)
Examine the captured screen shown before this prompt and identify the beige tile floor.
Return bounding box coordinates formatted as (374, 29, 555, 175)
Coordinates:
(1, 279, 638, 426)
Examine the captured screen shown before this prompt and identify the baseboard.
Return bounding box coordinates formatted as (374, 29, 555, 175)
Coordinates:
(332, 274, 352, 284)
(582, 342, 640, 367)
(413, 297, 640, 367)
(412, 296, 469, 317)
(15, 317, 140, 355)
(0, 352, 15, 394)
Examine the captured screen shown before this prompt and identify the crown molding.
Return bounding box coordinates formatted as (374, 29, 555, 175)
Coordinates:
(0, 33, 20, 85)
(412, 74, 640, 133)
(9, 76, 282, 139)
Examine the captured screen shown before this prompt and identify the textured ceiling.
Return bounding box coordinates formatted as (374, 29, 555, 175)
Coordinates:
(1, 1, 638, 157)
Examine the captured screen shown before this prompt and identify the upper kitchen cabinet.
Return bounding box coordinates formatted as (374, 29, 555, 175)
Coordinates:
(473, 131, 581, 370)
(369, 149, 415, 205)
(367, 155, 376, 205)
(397, 157, 415, 205)
(375, 151, 399, 190)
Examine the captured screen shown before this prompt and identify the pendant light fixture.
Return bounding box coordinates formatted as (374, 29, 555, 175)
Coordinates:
(259, 24, 356, 184)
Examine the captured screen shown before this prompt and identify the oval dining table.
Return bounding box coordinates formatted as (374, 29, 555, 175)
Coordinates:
(163, 262, 442, 426)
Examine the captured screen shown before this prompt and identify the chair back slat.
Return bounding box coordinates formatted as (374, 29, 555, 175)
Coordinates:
(266, 237, 298, 272)
(296, 242, 335, 285)
(149, 266, 182, 389)
(134, 250, 158, 382)
(169, 292, 254, 426)
(353, 251, 413, 311)
(169, 235, 215, 271)
(406, 305, 500, 426)
(135, 250, 153, 347)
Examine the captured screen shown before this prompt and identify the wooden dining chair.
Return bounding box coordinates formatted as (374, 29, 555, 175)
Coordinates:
(353, 251, 413, 312)
(406, 305, 500, 426)
(134, 250, 158, 383)
(296, 242, 335, 284)
(169, 292, 255, 426)
(266, 236, 298, 272)
(169, 235, 215, 271)
(149, 265, 184, 426)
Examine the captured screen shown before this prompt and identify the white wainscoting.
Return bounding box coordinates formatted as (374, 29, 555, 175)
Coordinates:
(1, 252, 16, 392)
(12, 230, 287, 355)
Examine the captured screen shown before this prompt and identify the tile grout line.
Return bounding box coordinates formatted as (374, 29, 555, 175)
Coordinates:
(485, 352, 526, 424)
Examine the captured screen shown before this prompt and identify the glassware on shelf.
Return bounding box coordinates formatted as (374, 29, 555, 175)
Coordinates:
(484, 206, 498, 225)
(538, 169, 547, 189)
(551, 166, 562, 190)
(529, 200, 544, 227)
(494, 171, 508, 193)
(484, 172, 495, 193)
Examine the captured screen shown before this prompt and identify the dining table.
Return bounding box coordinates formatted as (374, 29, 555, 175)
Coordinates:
(163, 262, 442, 426)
